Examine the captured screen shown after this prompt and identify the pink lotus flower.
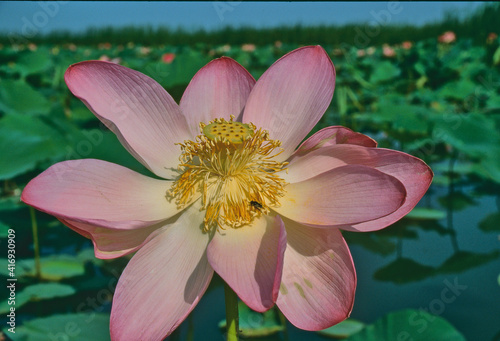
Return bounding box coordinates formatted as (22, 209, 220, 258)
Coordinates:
(356, 49, 366, 57)
(382, 44, 396, 57)
(487, 32, 498, 44)
(98, 55, 122, 64)
(161, 52, 176, 64)
(21, 46, 432, 340)
(401, 41, 413, 50)
(438, 31, 456, 44)
(241, 43, 256, 52)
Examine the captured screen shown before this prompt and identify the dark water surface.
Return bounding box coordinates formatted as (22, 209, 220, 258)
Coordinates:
(168, 187, 500, 341)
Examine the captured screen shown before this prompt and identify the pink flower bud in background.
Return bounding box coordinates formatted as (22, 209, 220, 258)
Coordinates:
(98, 55, 121, 64)
(241, 43, 256, 52)
(356, 49, 366, 57)
(382, 44, 396, 57)
(438, 31, 456, 44)
(487, 32, 498, 44)
(402, 41, 413, 49)
(161, 52, 176, 64)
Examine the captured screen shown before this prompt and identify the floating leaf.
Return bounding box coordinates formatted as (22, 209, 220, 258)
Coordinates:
(439, 80, 476, 101)
(433, 113, 500, 159)
(371, 100, 430, 134)
(369, 61, 401, 83)
(0, 255, 85, 280)
(405, 208, 446, 220)
(7, 313, 111, 341)
(437, 192, 478, 211)
(16, 48, 53, 77)
(347, 309, 466, 341)
(479, 212, 500, 232)
(219, 302, 283, 337)
(0, 221, 9, 237)
(318, 319, 365, 338)
(493, 46, 500, 65)
(373, 258, 435, 284)
(0, 283, 76, 314)
(343, 232, 396, 256)
(410, 220, 450, 236)
(438, 250, 500, 274)
(0, 115, 66, 180)
(0, 79, 51, 115)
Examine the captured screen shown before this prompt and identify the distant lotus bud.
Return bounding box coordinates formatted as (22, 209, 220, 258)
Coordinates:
(382, 44, 396, 57)
(356, 49, 366, 57)
(487, 32, 498, 44)
(402, 41, 412, 49)
(241, 43, 256, 52)
(367, 46, 376, 55)
(438, 31, 456, 44)
(161, 52, 176, 64)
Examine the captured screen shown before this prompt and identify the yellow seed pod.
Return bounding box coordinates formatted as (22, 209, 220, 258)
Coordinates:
(203, 120, 254, 144)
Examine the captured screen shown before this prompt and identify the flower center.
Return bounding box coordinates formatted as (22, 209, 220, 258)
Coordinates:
(169, 116, 288, 231)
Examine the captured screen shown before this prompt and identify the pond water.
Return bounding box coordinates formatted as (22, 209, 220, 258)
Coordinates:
(163, 185, 500, 341)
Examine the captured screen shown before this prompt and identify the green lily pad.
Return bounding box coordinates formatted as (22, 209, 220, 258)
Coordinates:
(438, 250, 500, 274)
(373, 258, 435, 284)
(343, 232, 396, 256)
(0, 283, 76, 314)
(16, 48, 53, 77)
(0, 79, 51, 116)
(437, 192, 478, 211)
(219, 302, 283, 337)
(0, 115, 66, 180)
(370, 100, 430, 134)
(0, 221, 10, 237)
(318, 319, 365, 338)
(433, 113, 500, 159)
(0, 255, 86, 280)
(493, 46, 500, 65)
(6, 313, 111, 341)
(405, 208, 446, 220)
(439, 80, 477, 101)
(479, 212, 500, 232)
(347, 309, 466, 341)
(369, 61, 401, 83)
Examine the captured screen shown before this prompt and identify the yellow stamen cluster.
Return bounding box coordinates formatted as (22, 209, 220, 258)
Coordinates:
(168, 116, 288, 231)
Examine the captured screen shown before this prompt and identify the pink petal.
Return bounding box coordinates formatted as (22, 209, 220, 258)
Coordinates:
(65, 61, 191, 179)
(329, 145, 432, 232)
(110, 206, 213, 341)
(274, 164, 406, 227)
(207, 215, 287, 312)
(294, 126, 377, 157)
(284, 144, 432, 231)
(21, 159, 181, 229)
(59, 218, 165, 259)
(180, 57, 256, 137)
(243, 46, 335, 161)
(277, 217, 356, 330)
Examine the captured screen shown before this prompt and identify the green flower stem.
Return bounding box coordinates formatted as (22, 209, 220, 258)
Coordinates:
(29, 206, 41, 279)
(224, 281, 239, 341)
